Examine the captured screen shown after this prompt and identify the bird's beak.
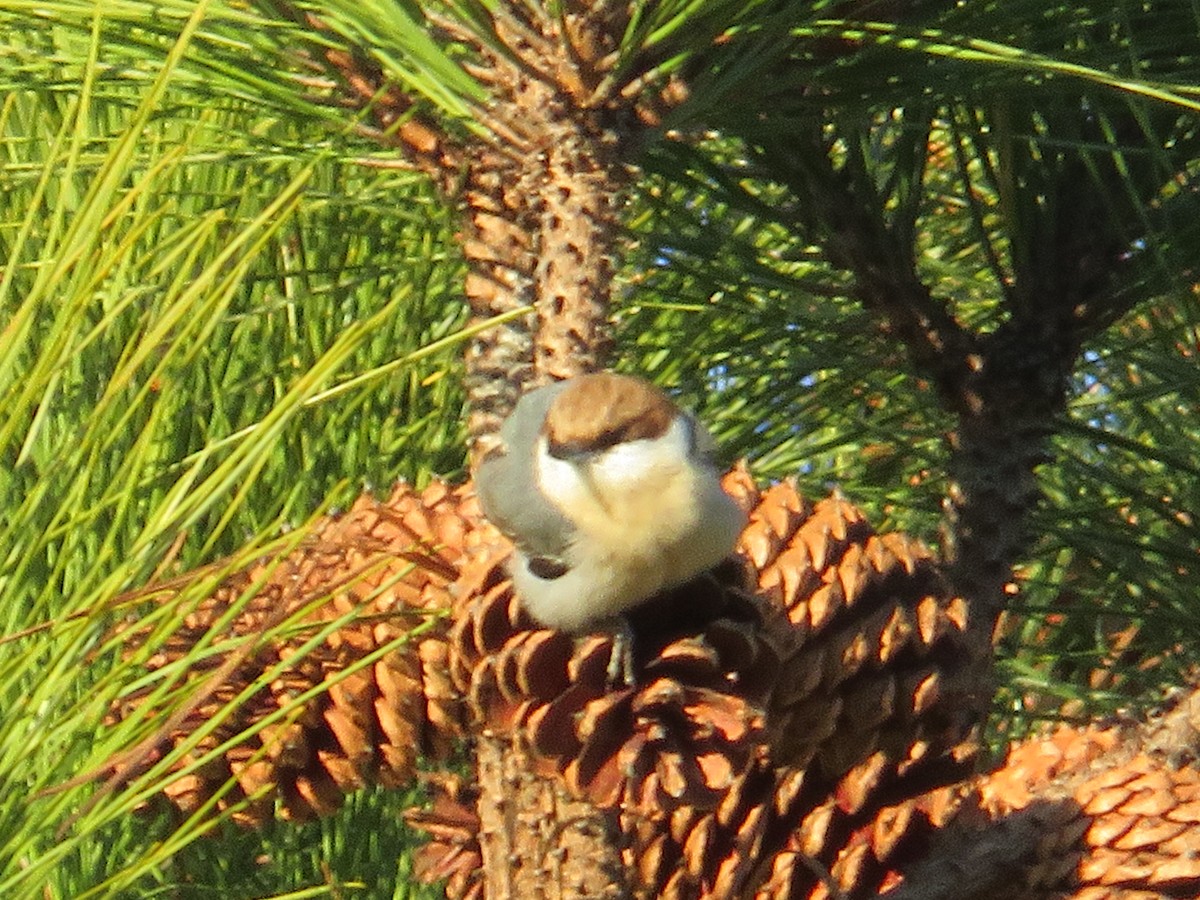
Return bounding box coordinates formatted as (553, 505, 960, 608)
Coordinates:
(573, 458, 613, 517)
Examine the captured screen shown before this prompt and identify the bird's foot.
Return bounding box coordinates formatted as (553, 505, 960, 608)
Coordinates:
(604, 616, 637, 689)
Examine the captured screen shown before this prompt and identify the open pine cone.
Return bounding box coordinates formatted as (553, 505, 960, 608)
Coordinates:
(102, 469, 1200, 898)
(104, 481, 474, 824)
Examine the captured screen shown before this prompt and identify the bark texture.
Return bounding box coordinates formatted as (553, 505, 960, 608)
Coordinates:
(284, 3, 674, 458)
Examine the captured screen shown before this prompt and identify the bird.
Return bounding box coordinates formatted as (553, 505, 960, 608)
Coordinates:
(475, 372, 746, 634)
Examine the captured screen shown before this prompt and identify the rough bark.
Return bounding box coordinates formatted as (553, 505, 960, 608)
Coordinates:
(457, 56, 623, 459)
(476, 735, 629, 900)
(938, 320, 1077, 629)
(531, 120, 618, 385)
(442, 7, 641, 890)
(460, 148, 543, 461)
(278, 3, 635, 463)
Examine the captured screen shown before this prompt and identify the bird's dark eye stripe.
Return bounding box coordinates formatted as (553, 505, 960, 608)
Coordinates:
(591, 428, 625, 451)
(547, 427, 625, 459)
(547, 437, 586, 459)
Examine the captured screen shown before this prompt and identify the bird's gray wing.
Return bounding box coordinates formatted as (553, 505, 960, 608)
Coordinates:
(475, 381, 575, 562)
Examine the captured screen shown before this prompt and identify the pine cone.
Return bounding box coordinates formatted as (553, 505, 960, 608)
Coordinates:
(741, 483, 984, 776)
(109, 469, 1200, 900)
(439, 471, 986, 899)
(107, 481, 476, 825)
(447, 539, 775, 814)
(638, 476, 983, 899)
(981, 725, 1200, 898)
(107, 468, 995, 896)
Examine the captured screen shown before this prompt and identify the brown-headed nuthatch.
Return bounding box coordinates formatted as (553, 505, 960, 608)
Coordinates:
(476, 372, 746, 632)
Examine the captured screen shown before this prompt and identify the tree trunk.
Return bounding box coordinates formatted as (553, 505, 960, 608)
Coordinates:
(476, 734, 630, 900)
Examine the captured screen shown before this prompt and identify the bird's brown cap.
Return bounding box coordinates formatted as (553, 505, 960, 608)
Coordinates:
(543, 373, 678, 459)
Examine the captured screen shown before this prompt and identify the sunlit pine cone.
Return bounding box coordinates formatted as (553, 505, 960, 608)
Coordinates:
(447, 530, 776, 815)
(108, 480, 476, 825)
(105, 462, 1200, 899)
(738, 478, 985, 780)
(439, 468, 989, 899)
(976, 725, 1200, 899)
(625, 752, 970, 900)
(623, 717, 978, 898)
(607, 472, 987, 899)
